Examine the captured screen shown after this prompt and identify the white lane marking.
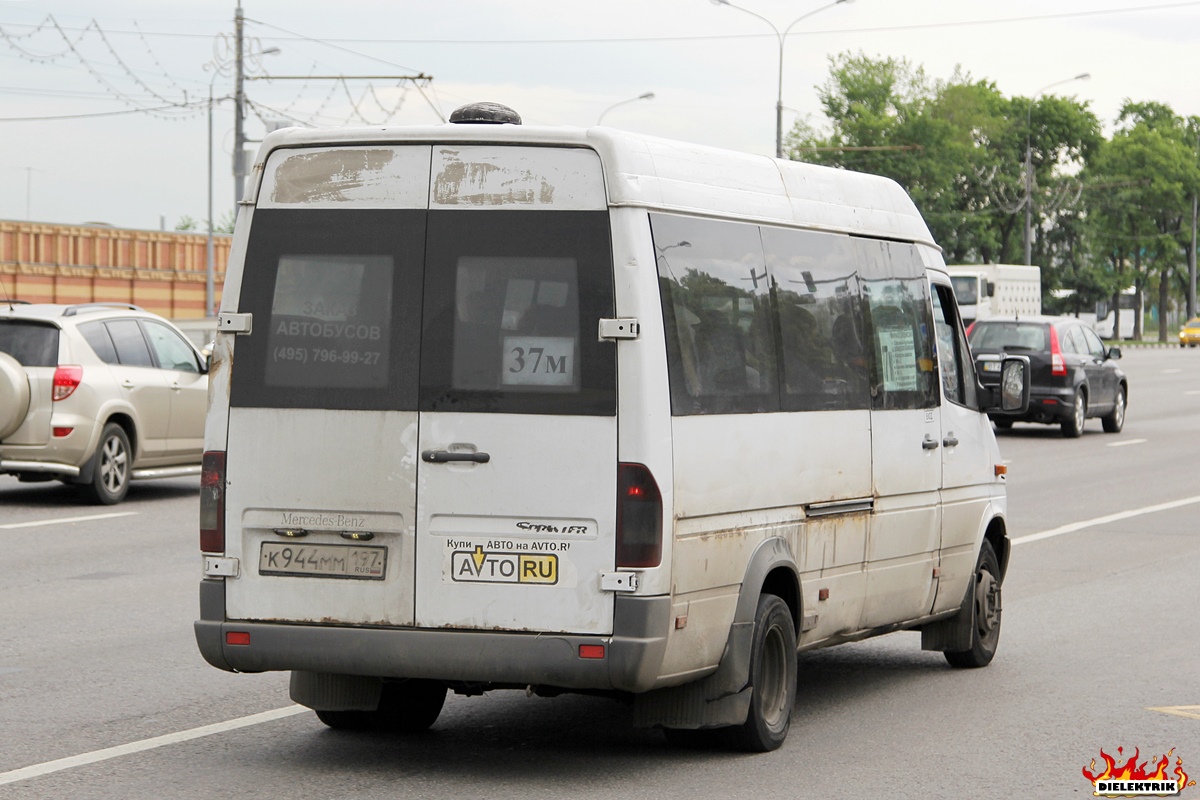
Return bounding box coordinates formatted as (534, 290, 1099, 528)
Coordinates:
(1107, 438, 1146, 447)
(1164, 368, 1183, 374)
(0, 511, 137, 530)
(1012, 495, 1200, 546)
(0, 705, 308, 786)
(1186, 390, 1200, 396)
(1148, 705, 1200, 721)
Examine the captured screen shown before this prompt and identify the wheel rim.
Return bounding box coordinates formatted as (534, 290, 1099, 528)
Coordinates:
(1113, 390, 1125, 427)
(1073, 394, 1085, 431)
(99, 435, 129, 495)
(974, 567, 1001, 640)
(758, 624, 790, 731)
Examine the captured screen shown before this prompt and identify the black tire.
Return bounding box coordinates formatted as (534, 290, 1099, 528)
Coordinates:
(993, 419, 1013, 431)
(316, 680, 446, 733)
(1060, 390, 1085, 438)
(726, 594, 797, 752)
(82, 423, 131, 504)
(1101, 385, 1126, 433)
(944, 540, 1002, 669)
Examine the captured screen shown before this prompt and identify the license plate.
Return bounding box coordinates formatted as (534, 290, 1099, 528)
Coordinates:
(259, 542, 386, 580)
(980, 361, 1002, 373)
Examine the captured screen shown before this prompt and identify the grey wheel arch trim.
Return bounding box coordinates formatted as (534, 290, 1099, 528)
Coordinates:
(634, 537, 799, 730)
(715, 536, 800, 695)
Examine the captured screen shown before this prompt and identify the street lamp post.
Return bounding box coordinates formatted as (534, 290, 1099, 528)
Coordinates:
(204, 27, 279, 318)
(1024, 72, 1090, 266)
(711, 0, 853, 159)
(597, 92, 655, 125)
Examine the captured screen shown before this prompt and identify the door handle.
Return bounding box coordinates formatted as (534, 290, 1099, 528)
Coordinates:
(943, 434, 959, 448)
(422, 450, 491, 464)
(121, 380, 134, 389)
(922, 434, 940, 450)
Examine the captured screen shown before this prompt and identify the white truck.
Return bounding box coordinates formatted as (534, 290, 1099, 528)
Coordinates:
(946, 264, 1041, 326)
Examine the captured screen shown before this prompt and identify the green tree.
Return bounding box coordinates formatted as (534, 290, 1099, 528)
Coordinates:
(786, 53, 1100, 275)
(1083, 102, 1200, 340)
(174, 211, 235, 235)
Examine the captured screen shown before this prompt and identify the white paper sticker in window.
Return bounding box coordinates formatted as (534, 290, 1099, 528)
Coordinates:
(502, 336, 575, 387)
(878, 328, 918, 392)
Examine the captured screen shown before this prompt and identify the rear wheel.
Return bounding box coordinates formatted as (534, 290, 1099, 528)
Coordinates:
(1061, 390, 1085, 438)
(726, 594, 797, 752)
(1101, 385, 1126, 433)
(945, 540, 1002, 669)
(315, 680, 446, 733)
(82, 423, 131, 504)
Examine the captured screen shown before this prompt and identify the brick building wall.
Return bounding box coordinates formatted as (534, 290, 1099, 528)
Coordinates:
(0, 220, 232, 318)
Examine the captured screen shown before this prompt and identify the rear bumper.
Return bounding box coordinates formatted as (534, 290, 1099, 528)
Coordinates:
(195, 580, 671, 694)
(987, 385, 1075, 424)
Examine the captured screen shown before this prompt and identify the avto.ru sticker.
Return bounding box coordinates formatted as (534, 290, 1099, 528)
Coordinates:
(450, 545, 559, 585)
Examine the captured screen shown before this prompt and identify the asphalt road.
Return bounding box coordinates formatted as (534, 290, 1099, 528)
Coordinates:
(1, 347, 1198, 799)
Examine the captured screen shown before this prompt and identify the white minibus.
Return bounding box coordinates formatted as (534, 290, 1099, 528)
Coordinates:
(196, 102, 1030, 752)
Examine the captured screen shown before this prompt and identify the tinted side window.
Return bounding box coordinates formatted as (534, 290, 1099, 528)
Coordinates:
(420, 210, 615, 416)
(932, 283, 977, 408)
(1061, 326, 1085, 355)
(0, 321, 60, 367)
(761, 227, 868, 411)
(79, 321, 118, 364)
(143, 321, 200, 373)
(105, 320, 155, 367)
(653, 214, 779, 415)
(1080, 325, 1107, 357)
(855, 240, 938, 411)
(231, 209, 425, 411)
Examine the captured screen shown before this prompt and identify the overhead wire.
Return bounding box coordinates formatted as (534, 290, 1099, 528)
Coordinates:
(3, 2, 1197, 46)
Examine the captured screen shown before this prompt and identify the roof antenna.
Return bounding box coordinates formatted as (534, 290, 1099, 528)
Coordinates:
(1, 277, 13, 311)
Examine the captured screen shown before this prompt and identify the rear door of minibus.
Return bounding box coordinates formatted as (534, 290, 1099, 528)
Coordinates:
(222, 142, 620, 637)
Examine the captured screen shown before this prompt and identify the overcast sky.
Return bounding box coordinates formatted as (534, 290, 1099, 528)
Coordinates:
(1, 0, 1197, 230)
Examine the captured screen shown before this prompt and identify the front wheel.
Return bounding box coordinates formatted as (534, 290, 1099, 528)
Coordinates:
(1101, 385, 1126, 433)
(316, 680, 446, 733)
(945, 540, 1002, 669)
(1061, 390, 1086, 438)
(726, 595, 797, 752)
(82, 423, 131, 504)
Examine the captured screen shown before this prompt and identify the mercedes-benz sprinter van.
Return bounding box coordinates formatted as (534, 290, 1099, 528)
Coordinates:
(195, 103, 1030, 752)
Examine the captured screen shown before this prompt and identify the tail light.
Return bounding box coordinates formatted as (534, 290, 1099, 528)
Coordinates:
(617, 463, 662, 568)
(965, 321, 975, 338)
(52, 365, 83, 401)
(200, 451, 226, 553)
(1048, 325, 1067, 376)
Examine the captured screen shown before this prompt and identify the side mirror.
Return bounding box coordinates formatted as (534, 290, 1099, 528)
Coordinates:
(1107, 346, 1122, 360)
(998, 356, 1030, 412)
(986, 280, 996, 298)
(980, 354, 1030, 415)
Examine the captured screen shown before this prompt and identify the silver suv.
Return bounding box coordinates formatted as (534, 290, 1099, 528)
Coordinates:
(0, 302, 208, 504)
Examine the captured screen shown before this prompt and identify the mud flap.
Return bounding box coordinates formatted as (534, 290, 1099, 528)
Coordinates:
(290, 671, 384, 711)
(633, 620, 754, 729)
(920, 572, 975, 652)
